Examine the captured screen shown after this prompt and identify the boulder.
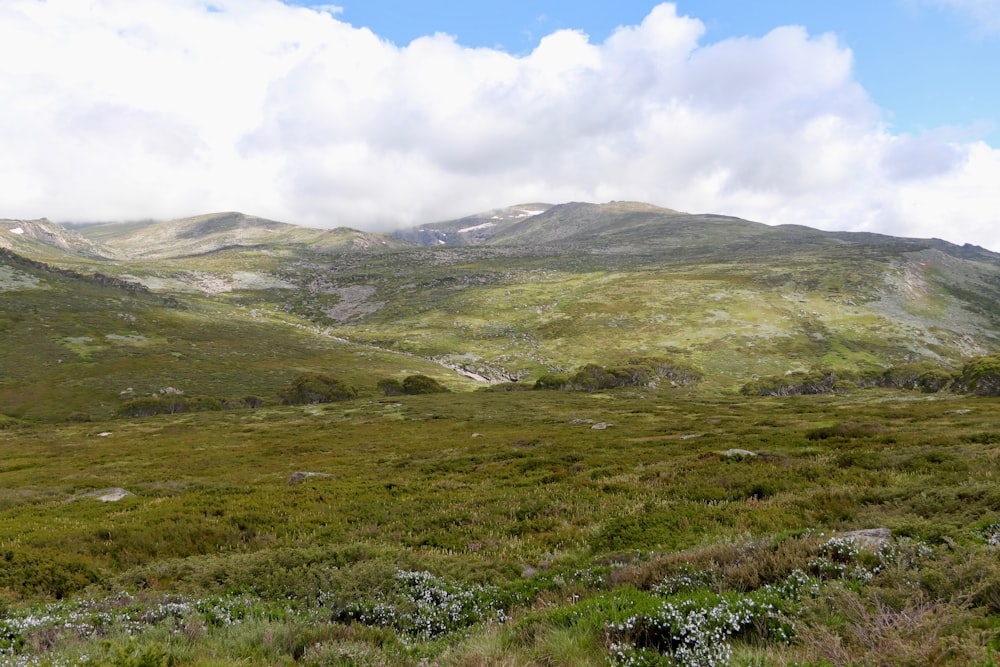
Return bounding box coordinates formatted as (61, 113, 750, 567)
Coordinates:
(720, 448, 757, 458)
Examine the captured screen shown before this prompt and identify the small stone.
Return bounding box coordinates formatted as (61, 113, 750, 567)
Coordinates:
(591, 422, 608, 430)
(720, 448, 757, 458)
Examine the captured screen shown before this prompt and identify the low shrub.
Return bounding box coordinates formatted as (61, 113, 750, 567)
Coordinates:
(335, 570, 508, 639)
(806, 422, 886, 440)
(376, 378, 405, 396)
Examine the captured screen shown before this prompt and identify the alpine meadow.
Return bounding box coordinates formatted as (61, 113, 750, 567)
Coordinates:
(3, 201, 1000, 666)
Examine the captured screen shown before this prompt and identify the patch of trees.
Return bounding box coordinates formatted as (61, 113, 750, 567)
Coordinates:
(117, 393, 267, 417)
(956, 354, 1000, 395)
(116, 372, 356, 417)
(117, 394, 228, 418)
(741, 354, 1000, 397)
(377, 374, 450, 396)
(534, 357, 702, 392)
(277, 372, 358, 405)
(116, 371, 456, 419)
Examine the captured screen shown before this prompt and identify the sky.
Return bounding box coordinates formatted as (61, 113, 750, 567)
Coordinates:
(2, 1, 1000, 251)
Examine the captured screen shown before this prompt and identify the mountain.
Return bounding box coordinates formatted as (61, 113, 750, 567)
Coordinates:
(4, 201, 1000, 413)
(401, 201, 999, 264)
(1, 217, 112, 260)
(73, 211, 410, 259)
(392, 203, 553, 245)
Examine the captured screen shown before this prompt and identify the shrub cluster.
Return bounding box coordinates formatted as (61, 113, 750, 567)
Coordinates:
(608, 585, 795, 667)
(117, 370, 454, 419)
(535, 357, 702, 392)
(376, 374, 450, 396)
(335, 570, 507, 639)
(742, 362, 961, 397)
(117, 393, 227, 418)
(955, 353, 1000, 395)
(278, 372, 358, 405)
(117, 372, 358, 417)
(743, 354, 1000, 397)
(607, 535, 936, 667)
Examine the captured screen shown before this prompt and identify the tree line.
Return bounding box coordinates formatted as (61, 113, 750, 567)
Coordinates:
(739, 354, 1000, 397)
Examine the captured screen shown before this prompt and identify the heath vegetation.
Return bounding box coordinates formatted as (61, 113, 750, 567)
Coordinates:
(2, 205, 1000, 664)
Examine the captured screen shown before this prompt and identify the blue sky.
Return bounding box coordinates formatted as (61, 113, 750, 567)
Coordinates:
(321, 0, 1000, 144)
(2, 0, 1000, 250)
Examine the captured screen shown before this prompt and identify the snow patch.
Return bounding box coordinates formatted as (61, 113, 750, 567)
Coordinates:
(457, 222, 496, 233)
(9, 227, 24, 235)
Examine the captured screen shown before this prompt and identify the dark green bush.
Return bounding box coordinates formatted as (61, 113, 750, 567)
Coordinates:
(400, 374, 449, 395)
(184, 395, 222, 412)
(806, 422, 886, 440)
(480, 381, 532, 392)
(534, 374, 569, 390)
(117, 396, 171, 418)
(957, 354, 1000, 395)
(377, 378, 405, 396)
(278, 372, 358, 404)
(223, 395, 266, 409)
(538, 357, 701, 392)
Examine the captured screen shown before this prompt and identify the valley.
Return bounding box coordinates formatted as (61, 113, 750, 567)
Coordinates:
(1, 204, 1000, 665)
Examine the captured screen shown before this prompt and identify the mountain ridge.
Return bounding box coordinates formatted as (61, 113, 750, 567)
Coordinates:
(71, 211, 410, 259)
(4, 200, 999, 413)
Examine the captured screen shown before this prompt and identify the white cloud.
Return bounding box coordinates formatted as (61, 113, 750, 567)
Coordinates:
(1, 1, 999, 250)
(920, 0, 1000, 33)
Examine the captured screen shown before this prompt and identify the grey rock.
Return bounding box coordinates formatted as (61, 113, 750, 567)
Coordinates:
(840, 528, 891, 549)
(65, 487, 131, 503)
(720, 448, 756, 458)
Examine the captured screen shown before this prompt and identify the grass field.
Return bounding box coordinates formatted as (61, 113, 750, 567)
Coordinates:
(2, 387, 999, 665)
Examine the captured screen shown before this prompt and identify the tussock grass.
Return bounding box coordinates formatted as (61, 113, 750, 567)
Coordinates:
(0, 390, 998, 663)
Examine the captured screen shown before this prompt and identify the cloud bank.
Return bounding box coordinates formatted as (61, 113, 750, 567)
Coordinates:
(1, 0, 999, 250)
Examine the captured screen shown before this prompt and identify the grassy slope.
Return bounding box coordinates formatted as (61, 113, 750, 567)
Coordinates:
(323, 243, 1000, 386)
(36, 205, 1000, 390)
(0, 250, 476, 421)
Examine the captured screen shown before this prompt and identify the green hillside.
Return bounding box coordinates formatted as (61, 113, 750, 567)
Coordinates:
(7, 203, 1000, 406)
(0, 247, 475, 421)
